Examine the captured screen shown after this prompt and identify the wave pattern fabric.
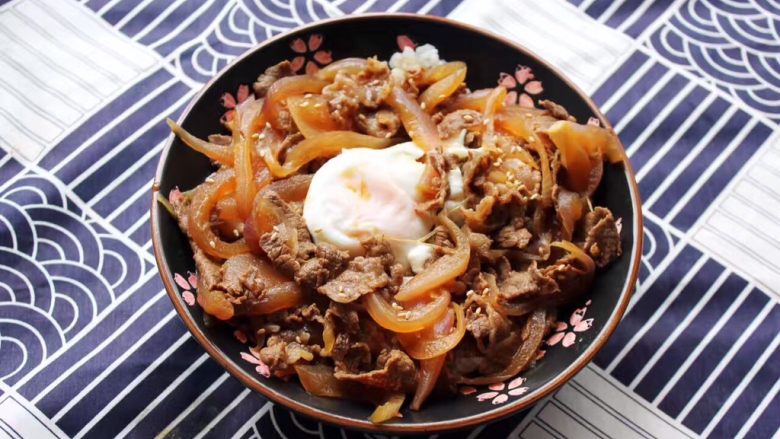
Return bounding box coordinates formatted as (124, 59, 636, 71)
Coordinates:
(0, 0, 778, 438)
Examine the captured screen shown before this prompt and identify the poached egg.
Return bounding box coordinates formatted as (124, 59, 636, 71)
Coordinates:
(303, 142, 433, 270)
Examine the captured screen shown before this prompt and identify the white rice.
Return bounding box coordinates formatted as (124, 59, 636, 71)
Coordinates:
(389, 44, 444, 75)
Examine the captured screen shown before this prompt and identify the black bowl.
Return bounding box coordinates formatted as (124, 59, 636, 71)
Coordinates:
(151, 13, 643, 434)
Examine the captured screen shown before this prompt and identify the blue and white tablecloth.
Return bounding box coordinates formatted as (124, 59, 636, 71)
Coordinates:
(0, 0, 778, 437)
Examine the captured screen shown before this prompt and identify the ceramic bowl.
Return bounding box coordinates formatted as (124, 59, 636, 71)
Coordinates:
(151, 13, 643, 434)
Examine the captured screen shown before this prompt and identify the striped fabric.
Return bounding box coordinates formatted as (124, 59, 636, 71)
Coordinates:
(0, 0, 778, 438)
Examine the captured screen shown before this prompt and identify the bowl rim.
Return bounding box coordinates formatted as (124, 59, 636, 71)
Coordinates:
(150, 12, 644, 434)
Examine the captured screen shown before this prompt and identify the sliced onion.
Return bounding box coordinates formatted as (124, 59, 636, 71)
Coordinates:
(419, 61, 466, 84)
(557, 189, 584, 241)
(481, 87, 507, 150)
(252, 193, 298, 255)
(529, 140, 553, 207)
(395, 214, 469, 301)
(188, 169, 250, 259)
(419, 66, 467, 113)
(398, 304, 465, 360)
(483, 87, 507, 121)
(547, 120, 623, 164)
(409, 308, 453, 410)
(295, 364, 348, 398)
(370, 393, 405, 424)
(233, 127, 255, 220)
(216, 196, 240, 222)
(411, 356, 445, 411)
(444, 88, 492, 112)
(236, 97, 265, 138)
(550, 240, 595, 277)
(315, 57, 368, 81)
(287, 95, 341, 138)
(167, 119, 233, 165)
(245, 257, 304, 315)
(385, 86, 440, 151)
(263, 75, 329, 130)
(321, 321, 335, 357)
(262, 131, 392, 178)
(363, 290, 451, 333)
(197, 287, 234, 321)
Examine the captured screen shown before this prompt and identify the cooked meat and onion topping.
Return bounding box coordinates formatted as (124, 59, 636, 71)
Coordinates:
(163, 44, 623, 423)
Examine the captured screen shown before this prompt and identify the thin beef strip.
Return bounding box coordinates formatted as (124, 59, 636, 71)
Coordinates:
(318, 236, 406, 303)
(258, 191, 349, 288)
(495, 217, 532, 250)
(437, 109, 483, 143)
(356, 109, 401, 138)
(324, 302, 414, 391)
(581, 207, 621, 268)
(498, 267, 559, 302)
(253, 61, 294, 97)
(334, 349, 417, 393)
(539, 99, 576, 122)
(417, 152, 448, 213)
(318, 256, 391, 303)
(259, 303, 325, 371)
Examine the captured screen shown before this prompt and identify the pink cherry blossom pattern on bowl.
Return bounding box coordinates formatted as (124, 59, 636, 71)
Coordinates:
(396, 34, 417, 50)
(546, 299, 594, 348)
(498, 65, 544, 107)
(290, 33, 332, 75)
(219, 84, 250, 124)
(467, 375, 530, 405)
(173, 271, 197, 306)
(241, 350, 271, 378)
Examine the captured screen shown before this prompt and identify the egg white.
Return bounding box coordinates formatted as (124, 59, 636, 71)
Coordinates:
(303, 142, 434, 269)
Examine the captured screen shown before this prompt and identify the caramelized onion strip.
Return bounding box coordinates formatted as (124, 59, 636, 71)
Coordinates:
(363, 290, 451, 333)
(395, 214, 469, 301)
(385, 86, 440, 151)
(397, 304, 466, 360)
(167, 119, 233, 165)
(261, 131, 392, 178)
(187, 169, 250, 259)
(419, 66, 467, 113)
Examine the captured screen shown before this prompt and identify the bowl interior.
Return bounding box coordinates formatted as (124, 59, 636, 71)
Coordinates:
(153, 14, 640, 432)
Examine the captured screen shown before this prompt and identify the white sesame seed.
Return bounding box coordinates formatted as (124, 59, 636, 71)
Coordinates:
(209, 240, 216, 248)
(299, 100, 309, 107)
(420, 102, 427, 110)
(233, 229, 240, 237)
